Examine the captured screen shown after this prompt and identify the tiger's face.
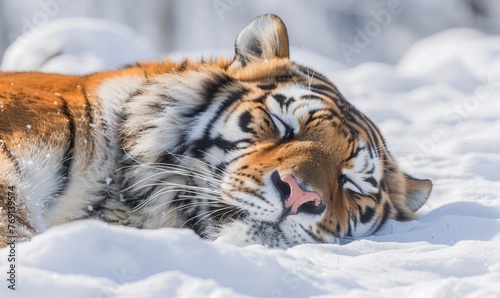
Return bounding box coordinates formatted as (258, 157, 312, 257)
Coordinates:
(119, 15, 432, 247)
(185, 62, 430, 247)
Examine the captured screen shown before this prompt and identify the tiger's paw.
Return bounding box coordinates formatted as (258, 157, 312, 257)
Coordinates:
(98, 206, 132, 226)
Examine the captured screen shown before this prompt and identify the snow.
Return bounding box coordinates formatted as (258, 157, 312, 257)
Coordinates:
(1, 19, 500, 298)
(1, 18, 158, 74)
(2, 0, 500, 65)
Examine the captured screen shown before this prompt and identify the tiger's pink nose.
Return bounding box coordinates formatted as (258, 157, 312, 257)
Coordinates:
(271, 171, 326, 215)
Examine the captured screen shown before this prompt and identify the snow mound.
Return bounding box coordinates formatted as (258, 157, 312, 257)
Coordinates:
(1, 23, 499, 297)
(397, 28, 500, 87)
(1, 18, 158, 75)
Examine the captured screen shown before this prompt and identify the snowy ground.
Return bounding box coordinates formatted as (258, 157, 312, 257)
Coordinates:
(1, 21, 500, 298)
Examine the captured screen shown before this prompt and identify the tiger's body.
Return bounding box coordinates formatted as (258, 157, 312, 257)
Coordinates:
(0, 15, 432, 248)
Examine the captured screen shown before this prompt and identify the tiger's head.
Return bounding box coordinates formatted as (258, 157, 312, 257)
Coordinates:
(120, 14, 432, 247)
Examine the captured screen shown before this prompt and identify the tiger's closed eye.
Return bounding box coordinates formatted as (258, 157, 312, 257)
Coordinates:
(269, 112, 295, 141)
(283, 127, 294, 140)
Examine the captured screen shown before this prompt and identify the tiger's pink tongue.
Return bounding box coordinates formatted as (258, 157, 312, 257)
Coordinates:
(281, 175, 322, 215)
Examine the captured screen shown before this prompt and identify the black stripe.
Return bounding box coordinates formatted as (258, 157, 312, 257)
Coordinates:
(367, 146, 374, 159)
(193, 137, 251, 159)
(275, 75, 294, 83)
(345, 176, 364, 194)
(318, 223, 338, 236)
(0, 136, 20, 172)
(300, 94, 324, 101)
(342, 142, 356, 163)
(81, 86, 95, 160)
(120, 61, 142, 70)
(349, 107, 379, 149)
(82, 86, 94, 126)
(346, 216, 353, 237)
(300, 224, 323, 243)
(225, 147, 261, 165)
(137, 63, 150, 79)
(309, 84, 341, 98)
(238, 111, 254, 134)
(373, 202, 391, 233)
(56, 96, 76, 196)
(215, 162, 229, 176)
(222, 189, 267, 208)
(346, 105, 365, 122)
(373, 189, 382, 203)
(363, 176, 378, 188)
(184, 74, 235, 118)
(359, 206, 375, 224)
(250, 192, 273, 206)
(122, 62, 150, 79)
(364, 120, 380, 153)
(341, 113, 360, 141)
(273, 94, 295, 110)
(295, 64, 334, 87)
(346, 189, 364, 201)
(366, 116, 385, 151)
(237, 172, 263, 187)
(304, 108, 338, 126)
(344, 121, 362, 139)
(345, 143, 364, 162)
(210, 136, 237, 152)
(210, 202, 246, 225)
(303, 110, 321, 126)
(394, 209, 410, 221)
(178, 60, 188, 71)
(128, 184, 160, 208)
(190, 87, 249, 154)
(314, 88, 349, 106)
(155, 150, 178, 166)
(253, 93, 269, 104)
(380, 179, 387, 192)
(258, 83, 276, 90)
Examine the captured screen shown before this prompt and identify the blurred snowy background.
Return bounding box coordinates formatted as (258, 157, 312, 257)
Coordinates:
(1, 0, 500, 66)
(1, 1, 500, 297)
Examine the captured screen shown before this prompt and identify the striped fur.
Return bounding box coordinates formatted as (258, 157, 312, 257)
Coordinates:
(0, 14, 432, 248)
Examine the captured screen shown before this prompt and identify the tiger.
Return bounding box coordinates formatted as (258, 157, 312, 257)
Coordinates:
(0, 14, 432, 248)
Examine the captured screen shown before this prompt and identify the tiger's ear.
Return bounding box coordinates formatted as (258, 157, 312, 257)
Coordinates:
(403, 174, 433, 212)
(230, 14, 290, 69)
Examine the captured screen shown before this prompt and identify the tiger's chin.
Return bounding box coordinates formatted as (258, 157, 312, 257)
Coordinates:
(204, 217, 342, 248)
(208, 220, 290, 248)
